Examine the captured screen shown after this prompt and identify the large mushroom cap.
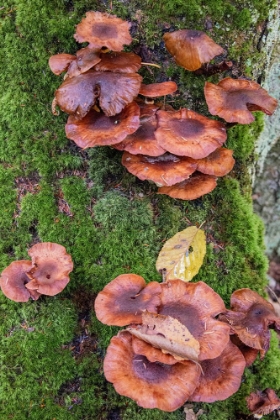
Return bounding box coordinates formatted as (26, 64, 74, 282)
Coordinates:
(94, 52, 142, 73)
(104, 331, 201, 411)
(122, 152, 197, 186)
(204, 78, 278, 124)
(139, 81, 178, 97)
(55, 71, 142, 118)
(195, 147, 235, 177)
(0, 260, 41, 302)
(246, 388, 280, 416)
(158, 280, 230, 361)
(155, 109, 227, 159)
(189, 341, 246, 402)
(48, 53, 76, 76)
(74, 11, 132, 51)
(26, 242, 73, 296)
(158, 172, 217, 200)
(163, 29, 224, 71)
(65, 101, 140, 149)
(94, 274, 162, 326)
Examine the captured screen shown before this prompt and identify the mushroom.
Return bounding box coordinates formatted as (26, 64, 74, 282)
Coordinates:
(26, 242, 73, 296)
(0, 260, 41, 302)
(103, 330, 201, 411)
(74, 11, 132, 52)
(48, 53, 76, 76)
(94, 51, 142, 73)
(246, 388, 280, 417)
(65, 101, 140, 149)
(157, 280, 231, 361)
(66, 47, 102, 78)
(158, 172, 217, 200)
(139, 81, 178, 97)
(163, 29, 224, 71)
(122, 152, 197, 186)
(155, 109, 227, 159)
(94, 274, 162, 326)
(131, 335, 180, 365)
(194, 147, 235, 177)
(230, 335, 259, 367)
(204, 78, 278, 124)
(219, 288, 280, 356)
(54, 70, 142, 118)
(189, 341, 246, 402)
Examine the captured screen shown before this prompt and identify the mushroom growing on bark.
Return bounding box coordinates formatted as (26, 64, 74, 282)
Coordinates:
(204, 78, 278, 124)
(163, 29, 224, 71)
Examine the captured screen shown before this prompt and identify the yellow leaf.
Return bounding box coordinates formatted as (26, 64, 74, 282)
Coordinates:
(156, 226, 206, 282)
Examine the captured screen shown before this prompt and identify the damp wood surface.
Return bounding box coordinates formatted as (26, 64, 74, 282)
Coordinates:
(0, 0, 279, 419)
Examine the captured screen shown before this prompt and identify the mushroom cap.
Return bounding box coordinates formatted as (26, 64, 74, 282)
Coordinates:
(48, 53, 76, 76)
(158, 280, 230, 361)
(189, 341, 246, 402)
(195, 148, 235, 177)
(122, 152, 197, 186)
(0, 260, 41, 302)
(114, 103, 166, 156)
(104, 331, 201, 411)
(246, 388, 280, 416)
(163, 29, 224, 71)
(230, 335, 259, 367)
(94, 274, 162, 327)
(139, 81, 178, 97)
(131, 335, 179, 365)
(158, 172, 217, 200)
(94, 52, 142, 73)
(220, 288, 280, 354)
(26, 242, 73, 296)
(65, 101, 140, 149)
(155, 108, 227, 159)
(204, 78, 278, 124)
(74, 11, 132, 51)
(55, 70, 142, 118)
(66, 47, 102, 78)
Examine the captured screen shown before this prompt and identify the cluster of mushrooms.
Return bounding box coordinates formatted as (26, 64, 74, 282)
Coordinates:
(95, 274, 280, 412)
(49, 11, 278, 200)
(0, 242, 73, 302)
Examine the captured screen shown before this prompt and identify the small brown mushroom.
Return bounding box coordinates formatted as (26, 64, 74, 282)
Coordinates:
(246, 388, 280, 417)
(163, 29, 224, 71)
(158, 172, 217, 200)
(155, 109, 227, 159)
(67, 47, 102, 78)
(55, 70, 142, 118)
(48, 53, 76, 76)
(204, 78, 278, 124)
(0, 260, 41, 302)
(94, 52, 142, 73)
(26, 242, 73, 296)
(139, 81, 178, 97)
(74, 11, 132, 52)
(65, 101, 140, 149)
(104, 331, 201, 411)
(94, 274, 162, 327)
(230, 335, 259, 367)
(122, 152, 197, 186)
(189, 341, 246, 402)
(194, 148, 235, 177)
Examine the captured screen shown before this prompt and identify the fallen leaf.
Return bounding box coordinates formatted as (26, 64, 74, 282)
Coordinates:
(156, 226, 206, 281)
(127, 311, 200, 361)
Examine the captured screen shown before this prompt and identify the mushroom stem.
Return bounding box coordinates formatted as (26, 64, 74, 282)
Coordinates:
(141, 62, 161, 69)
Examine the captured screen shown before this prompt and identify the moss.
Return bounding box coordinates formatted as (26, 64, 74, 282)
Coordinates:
(0, 0, 279, 419)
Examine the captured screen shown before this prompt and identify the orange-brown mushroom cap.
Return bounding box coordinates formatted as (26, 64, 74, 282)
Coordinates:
(158, 172, 217, 200)
(0, 260, 41, 302)
(131, 335, 179, 365)
(104, 331, 201, 411)
(246, 388, 280, 416)
(158, 280, 230, 361)
(122, 152, 197, 186)
(66, 47, 102, 78)
(55, 70, 142, 118)
(94, 52, 142, 73)
(48, 53, 76, 76)
(219, 288, 280, 354)
(26, 242, 73, 296)
(189, 341, 246, 402)
(139, 81, 178, 97)
(94, 274, 162, 327)
(204, 78, 278, 124)
(163, 29, 224, 71)
(195, 147, 235, 177)
(74, 11, 132, 52)
(230, 335, 259, 367)
(65, 101, 140, 149)
(155, 109, 227, 159)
